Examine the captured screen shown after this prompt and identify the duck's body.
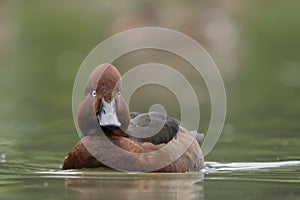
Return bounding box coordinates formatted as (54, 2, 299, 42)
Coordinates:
(62, 126, 204, 172)
(62, 64, 205, 172)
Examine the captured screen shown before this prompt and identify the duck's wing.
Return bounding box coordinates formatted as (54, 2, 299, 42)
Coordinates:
(134, 126, 205, 172)
(127, 112, 180, 145)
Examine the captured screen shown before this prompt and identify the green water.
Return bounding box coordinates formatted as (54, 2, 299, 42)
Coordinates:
(1, 0, 300, 199)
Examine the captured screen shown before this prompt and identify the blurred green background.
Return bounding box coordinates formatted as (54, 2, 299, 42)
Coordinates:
(0, 0, 299, 167)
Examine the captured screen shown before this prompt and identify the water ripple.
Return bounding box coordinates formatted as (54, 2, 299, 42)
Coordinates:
(205, 160, 300, 172)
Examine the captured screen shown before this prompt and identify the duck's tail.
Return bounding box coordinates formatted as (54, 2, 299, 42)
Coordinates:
(190, 131, 205, 142)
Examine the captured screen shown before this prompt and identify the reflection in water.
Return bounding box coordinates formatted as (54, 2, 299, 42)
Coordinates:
(65, 172, 204, 200)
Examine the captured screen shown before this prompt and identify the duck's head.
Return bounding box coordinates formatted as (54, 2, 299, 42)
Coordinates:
(77, 64, 130, 136)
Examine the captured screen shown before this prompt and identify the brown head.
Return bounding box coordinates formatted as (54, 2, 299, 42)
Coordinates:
(77, 64, 130, 136)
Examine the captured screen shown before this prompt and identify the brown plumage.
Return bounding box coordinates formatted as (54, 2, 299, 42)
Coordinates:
(62, 63, 205, 172)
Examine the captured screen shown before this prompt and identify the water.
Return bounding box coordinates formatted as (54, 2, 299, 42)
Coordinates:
(1, 159, 299, 200)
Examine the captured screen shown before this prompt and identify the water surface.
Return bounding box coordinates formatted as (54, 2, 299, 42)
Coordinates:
(1, 158, 299, 200)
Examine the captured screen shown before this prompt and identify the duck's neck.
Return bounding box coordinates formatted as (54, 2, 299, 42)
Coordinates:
(102, 127, 127, 137)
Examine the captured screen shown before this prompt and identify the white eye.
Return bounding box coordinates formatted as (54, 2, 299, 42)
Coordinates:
(118, 91, 121, 97)
(91, 90, 97, 97)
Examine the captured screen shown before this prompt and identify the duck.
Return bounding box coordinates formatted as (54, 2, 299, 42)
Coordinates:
(62, 64, 205, 172)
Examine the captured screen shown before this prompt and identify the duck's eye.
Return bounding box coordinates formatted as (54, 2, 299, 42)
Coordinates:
(118, 91, 121, 97)
(91, 90, 97, 97)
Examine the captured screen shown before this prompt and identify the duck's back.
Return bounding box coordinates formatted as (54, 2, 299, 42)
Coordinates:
(127, 112, 180, 145)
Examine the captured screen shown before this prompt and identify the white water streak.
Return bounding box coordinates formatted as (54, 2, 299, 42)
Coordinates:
(205, 161, 300, 172)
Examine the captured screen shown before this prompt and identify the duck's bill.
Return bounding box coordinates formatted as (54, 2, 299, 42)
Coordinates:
(97, 98, 121, 128)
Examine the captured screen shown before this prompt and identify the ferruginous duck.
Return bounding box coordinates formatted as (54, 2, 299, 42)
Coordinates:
(62, 64, 205, 172)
